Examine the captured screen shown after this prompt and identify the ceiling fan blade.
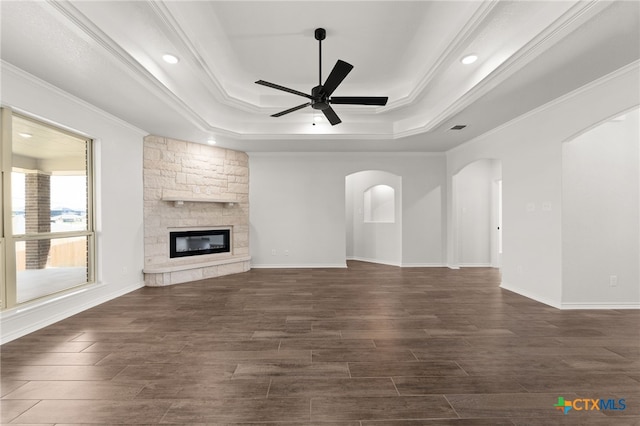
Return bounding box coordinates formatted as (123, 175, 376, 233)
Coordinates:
(271, 102, 311, 117)
(322, 106, 342, 126)
(330, 96, 388, 106)
(255, 80, 313, 100)
(321, 60, 354, 97)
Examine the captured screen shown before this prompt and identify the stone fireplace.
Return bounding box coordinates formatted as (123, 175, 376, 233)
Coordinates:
(142, 136, 250, 286)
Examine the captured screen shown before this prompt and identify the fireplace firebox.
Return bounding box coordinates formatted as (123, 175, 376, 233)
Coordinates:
(169, 229, 231, 258)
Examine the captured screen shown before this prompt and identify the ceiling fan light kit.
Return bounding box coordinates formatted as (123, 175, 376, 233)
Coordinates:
(256, 28, 388, 125)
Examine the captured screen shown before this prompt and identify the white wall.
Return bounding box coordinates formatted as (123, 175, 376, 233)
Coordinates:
(446, 63, 640, 308)
(346, 170, 402, 266)
(2, 60, 635, 345)
(1, 63, 146, 343)
(562, 108, 639, 307)
(454, 159, 501, 267)
(249, 152, 446, 268)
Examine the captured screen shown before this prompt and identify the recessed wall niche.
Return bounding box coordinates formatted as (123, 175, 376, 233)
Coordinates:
(364, 184, 395, 223)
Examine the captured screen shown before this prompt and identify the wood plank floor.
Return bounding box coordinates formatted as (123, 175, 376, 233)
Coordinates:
(2, 261, 639, 424)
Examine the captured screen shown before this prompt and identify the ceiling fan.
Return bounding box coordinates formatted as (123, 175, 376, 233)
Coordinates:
(255, 28, 388, 125)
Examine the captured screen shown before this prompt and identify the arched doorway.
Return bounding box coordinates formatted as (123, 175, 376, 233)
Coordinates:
(345, 170, 402, 266)
(562, 107, 639, 305)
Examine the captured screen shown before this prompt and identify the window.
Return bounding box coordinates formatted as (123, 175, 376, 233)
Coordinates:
(1, 110, 94, 308)
(364, 184, 395, 223)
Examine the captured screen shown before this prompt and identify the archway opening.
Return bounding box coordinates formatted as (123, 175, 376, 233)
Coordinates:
(345, 171, 402, 266)
(562, 107, 639, 304)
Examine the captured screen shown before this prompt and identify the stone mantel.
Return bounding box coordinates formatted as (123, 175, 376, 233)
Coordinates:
(162, 196, 238, 208)
(161, 190, 239, 207)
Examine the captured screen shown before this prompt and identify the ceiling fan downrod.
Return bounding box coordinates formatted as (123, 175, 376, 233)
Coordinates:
(315, 28, 326, 87)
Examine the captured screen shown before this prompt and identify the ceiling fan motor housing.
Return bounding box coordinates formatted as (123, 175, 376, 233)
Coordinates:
(311, 85, 329, 110)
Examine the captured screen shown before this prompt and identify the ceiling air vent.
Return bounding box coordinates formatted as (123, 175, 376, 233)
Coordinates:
(450, 125, 467, 130)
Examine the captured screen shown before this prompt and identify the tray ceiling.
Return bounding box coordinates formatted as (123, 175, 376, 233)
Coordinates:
(1, 1, 638, 152)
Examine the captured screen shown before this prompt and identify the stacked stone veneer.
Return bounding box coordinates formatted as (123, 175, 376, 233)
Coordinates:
(143, 135, 250, 286)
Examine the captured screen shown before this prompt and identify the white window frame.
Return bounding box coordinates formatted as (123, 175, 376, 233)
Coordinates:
(1, 108, 96, 309)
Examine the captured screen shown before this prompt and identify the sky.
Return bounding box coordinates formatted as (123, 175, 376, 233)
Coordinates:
(11, 173, 87, 212)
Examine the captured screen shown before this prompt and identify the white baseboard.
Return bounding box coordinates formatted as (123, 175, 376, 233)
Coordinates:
(560, 302, 640, 310)
(401, 263, 447, 267)
(346, 257, 446, 268)
(0, 281, 144, 344)
(250, 263, 347, 269)
(347, 256, 401, 267)
(500, 281, 562, 309)
(501, 281, 640, 310)
(458, 263, 493, 267)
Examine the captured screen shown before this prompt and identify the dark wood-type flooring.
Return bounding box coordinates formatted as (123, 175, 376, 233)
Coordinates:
(2, 261, 639, 424)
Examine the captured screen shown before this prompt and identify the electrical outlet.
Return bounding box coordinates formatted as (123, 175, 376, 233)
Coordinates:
(284, 250, 289, 256)
(609, 275, 618, 287)
(271, 249, 277, 256)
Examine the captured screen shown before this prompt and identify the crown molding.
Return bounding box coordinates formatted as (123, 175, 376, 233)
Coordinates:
(236, 131, 395, 141)
(391, 0, 609, 139)
(448, 60, 640, 155)
(427, 0, 607, 129)
(147, 1, 261, 114)
(385, 0, 500, 111)
(45, 0, 221, 133)
(18, 0, 627, 143)
(1, 60, 147, 137)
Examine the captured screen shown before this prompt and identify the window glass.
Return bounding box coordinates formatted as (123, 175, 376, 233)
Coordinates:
(15, 236, 89, 303)
(10, 114, 93, 304)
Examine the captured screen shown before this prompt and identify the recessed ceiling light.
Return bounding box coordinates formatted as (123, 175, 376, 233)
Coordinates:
(461, 54, 478, 65)
(314, 115, 323, 123)
(207, 138, 216, 145)
(18, 132, 32, 138)
(450, 125, 467, 130)
(162, 54, 179, 64)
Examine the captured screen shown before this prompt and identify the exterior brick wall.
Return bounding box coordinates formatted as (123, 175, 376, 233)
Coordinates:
(25, 172, 51, 269)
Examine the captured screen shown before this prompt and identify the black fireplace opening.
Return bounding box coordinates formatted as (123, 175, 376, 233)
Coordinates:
(170, 229, 231, 258)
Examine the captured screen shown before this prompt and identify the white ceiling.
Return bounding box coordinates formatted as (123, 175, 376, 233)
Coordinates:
(1, 1, 639, 152)
(12, 114, 88, 173)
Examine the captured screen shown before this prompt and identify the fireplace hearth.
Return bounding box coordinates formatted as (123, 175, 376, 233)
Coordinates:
(169, 229, 231, 258)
